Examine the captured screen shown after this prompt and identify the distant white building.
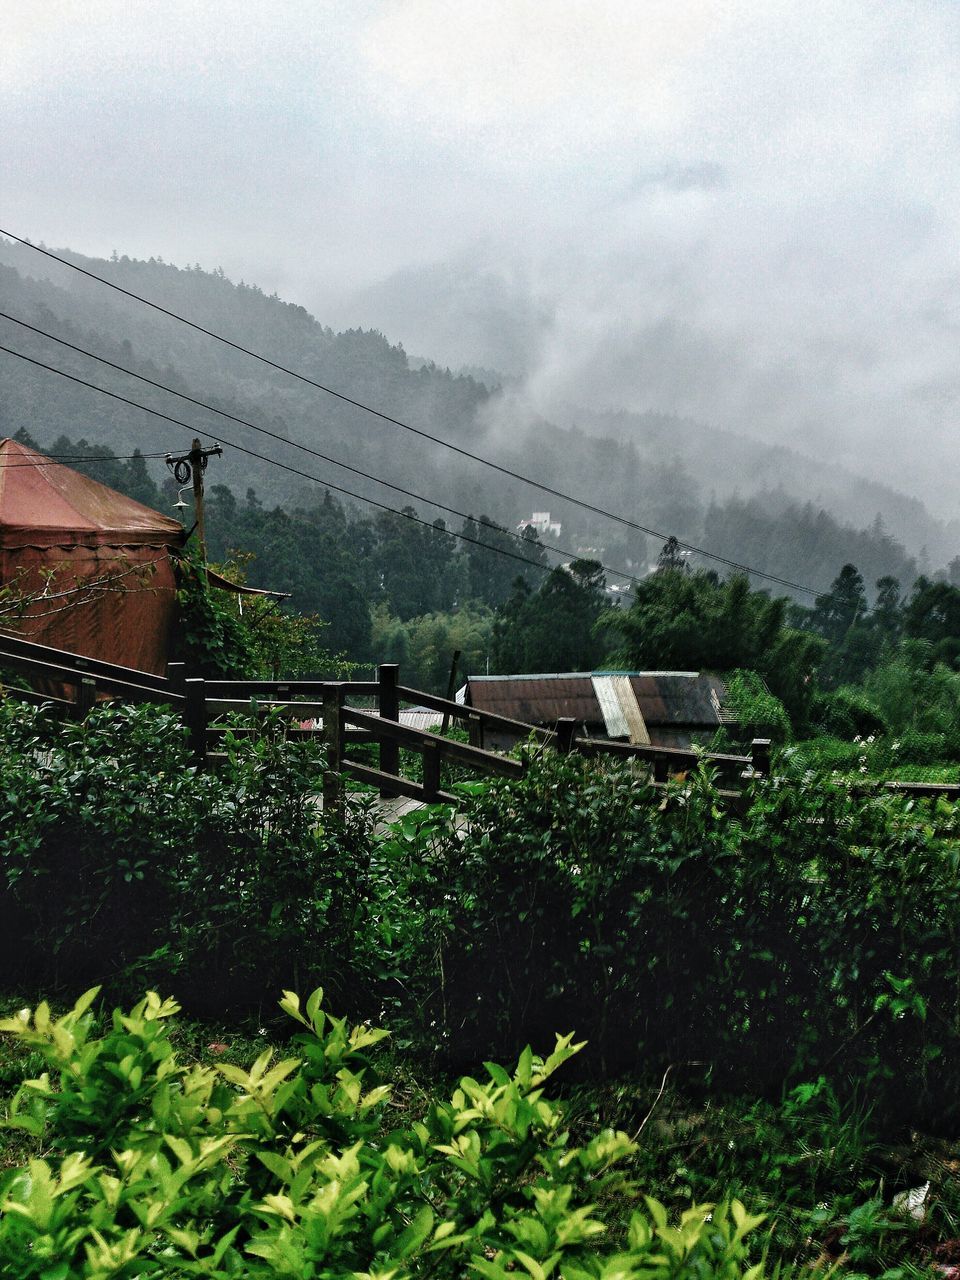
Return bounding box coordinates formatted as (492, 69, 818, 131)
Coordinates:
(518, 510, 561, 540)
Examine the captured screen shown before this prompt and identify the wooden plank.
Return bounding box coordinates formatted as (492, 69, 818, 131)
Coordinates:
(883, 781, 960, 799)
(204, 698, 328, 715)
(203, 679, 379, 697)
(422, 739, 442, 799)
(342, 760, 457, 804)
(0, 630, 171, 690)
(378, 664, 400, 797)
(0, 683, 72, 710)
(573, 736, 750, 768)
(343, 707, 525, 777)
(394, 685, 555, 742)
(321, 685, 343, 811)
(184, 678, 208, 769)
(0, 649, 183, 705)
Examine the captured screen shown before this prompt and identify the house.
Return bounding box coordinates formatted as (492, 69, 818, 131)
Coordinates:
(518, 511, 562, 540)
(459, 670, 735, 749)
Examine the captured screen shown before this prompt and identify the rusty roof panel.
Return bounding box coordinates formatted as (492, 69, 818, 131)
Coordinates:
(0, 438, 184, 548)
(468, 672, 728, 730)
(630, 674, 720, 725)
(468, 677, 600, 725)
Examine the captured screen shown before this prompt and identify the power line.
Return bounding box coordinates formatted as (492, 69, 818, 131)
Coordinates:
(0, 342, 575, 579)
(0, 309, 632, 578)
(0, 450, 172, 468)
(0, 229, 822, 596)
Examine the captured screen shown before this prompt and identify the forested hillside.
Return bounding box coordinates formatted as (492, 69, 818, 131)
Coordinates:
(0, 237, 947, 609)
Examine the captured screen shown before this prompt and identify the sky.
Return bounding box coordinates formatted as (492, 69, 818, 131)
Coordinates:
(3, 0, 960, 511)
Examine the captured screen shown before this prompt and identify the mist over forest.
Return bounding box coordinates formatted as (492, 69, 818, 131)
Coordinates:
(2, 235, 957, 623)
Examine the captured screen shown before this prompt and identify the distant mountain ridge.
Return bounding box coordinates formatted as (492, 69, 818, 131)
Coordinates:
(0, 237, 952, 596)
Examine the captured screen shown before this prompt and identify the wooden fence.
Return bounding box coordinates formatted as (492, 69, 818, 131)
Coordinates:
(2, 631, 958, 810)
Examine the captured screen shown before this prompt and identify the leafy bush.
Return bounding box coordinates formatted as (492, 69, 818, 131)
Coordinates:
(809, 688, 887, 740)
(0, 699, 376, 1016)
(0, 987, 773, 1280)
(403, 750, 960, 1124)
(795, 730, 960, 775)
(173, 549, 260, 678)
(724, 670, 792, 743)
(862, 650, 960, 737)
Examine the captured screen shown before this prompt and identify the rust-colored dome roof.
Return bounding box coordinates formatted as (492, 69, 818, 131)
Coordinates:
(0, 439, 184, 548)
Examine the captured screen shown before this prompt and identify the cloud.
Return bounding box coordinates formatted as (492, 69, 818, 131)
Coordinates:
(3, 0, 960, 511)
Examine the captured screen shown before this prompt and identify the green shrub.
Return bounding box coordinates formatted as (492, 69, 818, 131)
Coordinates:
(401, 750, 960, 1123)
(0, 699, 376, 1016)
(794, 730, 960, 775)
(0, 987, 773, 1280)
(809, 688, 887, 739)
(725, 670, 792, 743)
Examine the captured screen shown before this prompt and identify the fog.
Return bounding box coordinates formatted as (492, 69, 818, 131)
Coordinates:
(4, 0, 960, 514)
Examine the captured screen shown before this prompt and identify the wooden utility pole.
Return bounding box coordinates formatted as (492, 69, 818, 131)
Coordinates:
(440, 648, 461, 734)
(166, 440, 222, 560)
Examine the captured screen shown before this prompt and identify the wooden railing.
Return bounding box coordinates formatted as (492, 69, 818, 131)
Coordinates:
(2, 634, 958, 811)
(0, 641, 531, 807)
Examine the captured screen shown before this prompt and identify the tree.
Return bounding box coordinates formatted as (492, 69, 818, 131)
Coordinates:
(461, 515, 547, 608)
(903, 576, 960, 668)
(811, 564, 867, 645)
(604, 569, 824, 729)
(491, 560, 607, 674)
(872, 575, 903, 643)
(656, 535, 688, 574)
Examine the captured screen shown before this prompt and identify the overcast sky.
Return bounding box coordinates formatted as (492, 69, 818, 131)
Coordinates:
(4, 1, 960, 511)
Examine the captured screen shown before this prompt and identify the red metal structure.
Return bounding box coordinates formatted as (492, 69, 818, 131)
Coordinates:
(0, 438, 185, 674)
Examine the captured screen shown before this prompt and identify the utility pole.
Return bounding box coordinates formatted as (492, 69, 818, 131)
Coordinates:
(166, 440, 222, 561)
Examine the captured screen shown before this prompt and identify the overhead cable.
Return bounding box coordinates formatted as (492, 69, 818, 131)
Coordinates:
(0, 309, 633, 578)
(0, 450, 172, 468)
(0, 229, 821, 596)
(0, 342, 577, 578)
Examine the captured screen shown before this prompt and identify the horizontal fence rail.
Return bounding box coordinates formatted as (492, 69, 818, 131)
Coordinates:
(2, 634, 959, 811)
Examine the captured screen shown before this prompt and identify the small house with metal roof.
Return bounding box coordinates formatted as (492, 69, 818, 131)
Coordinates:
(459, 671, 734, 749)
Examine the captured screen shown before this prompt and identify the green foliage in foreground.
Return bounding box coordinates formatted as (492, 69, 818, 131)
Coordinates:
(417, 751, 960, 1123)
(7, 696, 960, 1126)
(0, 697, 374, 1014)
(0, 988, 771, 1280)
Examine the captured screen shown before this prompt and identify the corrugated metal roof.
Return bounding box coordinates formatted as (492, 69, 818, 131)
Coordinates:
(611, 675, 650, 744)
(467, 672, 731, 731)
(592, 676, 629, 738)
(467, 676, 600, 725)
(630, 674, 722, 725)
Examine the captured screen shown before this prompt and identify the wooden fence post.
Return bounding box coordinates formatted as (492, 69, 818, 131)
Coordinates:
(75, 676, 96, 720)
(751, 738, 772, 778)
(321, 684, 343, 814)
(378, 663, 400, 797)
(184, 677, 207, 769)
(440, 648, 461, 735)
(166, 661, 186, 699)
(555, 717, 577, 754)
(422, 739, 442, 800)
(467, 712, 483, 749)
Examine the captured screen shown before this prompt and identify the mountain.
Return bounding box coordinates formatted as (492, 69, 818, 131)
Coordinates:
(0, 237, 950, 598)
